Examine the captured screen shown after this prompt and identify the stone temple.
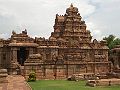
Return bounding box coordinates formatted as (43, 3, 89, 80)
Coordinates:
(0, 4, 111, 79)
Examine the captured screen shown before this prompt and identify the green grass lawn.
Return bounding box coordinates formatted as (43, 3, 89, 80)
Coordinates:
(28, 80, 120, 90)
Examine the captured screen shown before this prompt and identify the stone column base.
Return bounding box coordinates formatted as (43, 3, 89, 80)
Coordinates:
(0, 69, 8, 83)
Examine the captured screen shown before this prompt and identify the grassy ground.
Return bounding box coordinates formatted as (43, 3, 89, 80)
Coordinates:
(28, 80, 120, 90)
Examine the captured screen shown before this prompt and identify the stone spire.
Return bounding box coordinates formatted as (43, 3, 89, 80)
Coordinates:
(70, 3, 73, 7)
(66, 3, 78, 15)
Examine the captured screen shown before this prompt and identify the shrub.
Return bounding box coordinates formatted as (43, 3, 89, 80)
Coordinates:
(28, 71, 36, 82)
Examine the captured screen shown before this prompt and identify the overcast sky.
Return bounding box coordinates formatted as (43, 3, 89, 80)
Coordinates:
(0, 0, 120, 40)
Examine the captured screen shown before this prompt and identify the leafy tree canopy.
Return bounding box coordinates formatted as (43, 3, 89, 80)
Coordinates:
(103, 35, 120, 49)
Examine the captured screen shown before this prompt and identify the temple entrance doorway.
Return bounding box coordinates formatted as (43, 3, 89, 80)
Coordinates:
(17, 47, 29, 66)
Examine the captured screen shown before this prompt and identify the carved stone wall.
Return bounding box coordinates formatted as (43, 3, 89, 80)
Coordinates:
(110, 45, 120, 72)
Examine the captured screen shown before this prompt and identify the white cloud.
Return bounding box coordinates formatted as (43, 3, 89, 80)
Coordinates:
(86, 0, 120, 39)
(0, 33, 9, 39)
(0, 0, 120, 40)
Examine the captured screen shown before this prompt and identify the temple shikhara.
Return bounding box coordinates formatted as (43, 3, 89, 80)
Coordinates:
(0, 4, 111, 79)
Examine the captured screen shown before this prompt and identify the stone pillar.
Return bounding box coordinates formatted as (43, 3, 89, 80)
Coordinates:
(115, 59, 119, 69)
(29, 48, 33, 55)
(12, 48, 18, 63)
(9, 47, 18, 75)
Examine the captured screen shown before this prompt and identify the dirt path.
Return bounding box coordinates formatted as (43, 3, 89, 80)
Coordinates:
(0, 75, 31, 90)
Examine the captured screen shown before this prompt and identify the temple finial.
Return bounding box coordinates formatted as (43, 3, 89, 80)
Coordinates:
(12, 30, 16, 35)
(70, 3, 73, 7)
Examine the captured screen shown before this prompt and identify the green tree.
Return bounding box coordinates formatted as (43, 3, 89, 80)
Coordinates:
(103, 35, 120, 50)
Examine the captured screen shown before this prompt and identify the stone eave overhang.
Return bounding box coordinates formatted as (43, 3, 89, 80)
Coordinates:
(8, 43, 39, 47)
(38, 46, 59, 48)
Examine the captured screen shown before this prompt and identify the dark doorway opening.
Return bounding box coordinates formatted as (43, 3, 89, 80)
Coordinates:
(17, 47, 29, 66)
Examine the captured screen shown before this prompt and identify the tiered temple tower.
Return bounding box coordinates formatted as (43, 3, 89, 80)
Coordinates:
(51, 4, 92, 44)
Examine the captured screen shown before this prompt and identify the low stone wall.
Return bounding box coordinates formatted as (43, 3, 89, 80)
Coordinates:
(87, 79, 120, 87)
(97, 79, 120, 86)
